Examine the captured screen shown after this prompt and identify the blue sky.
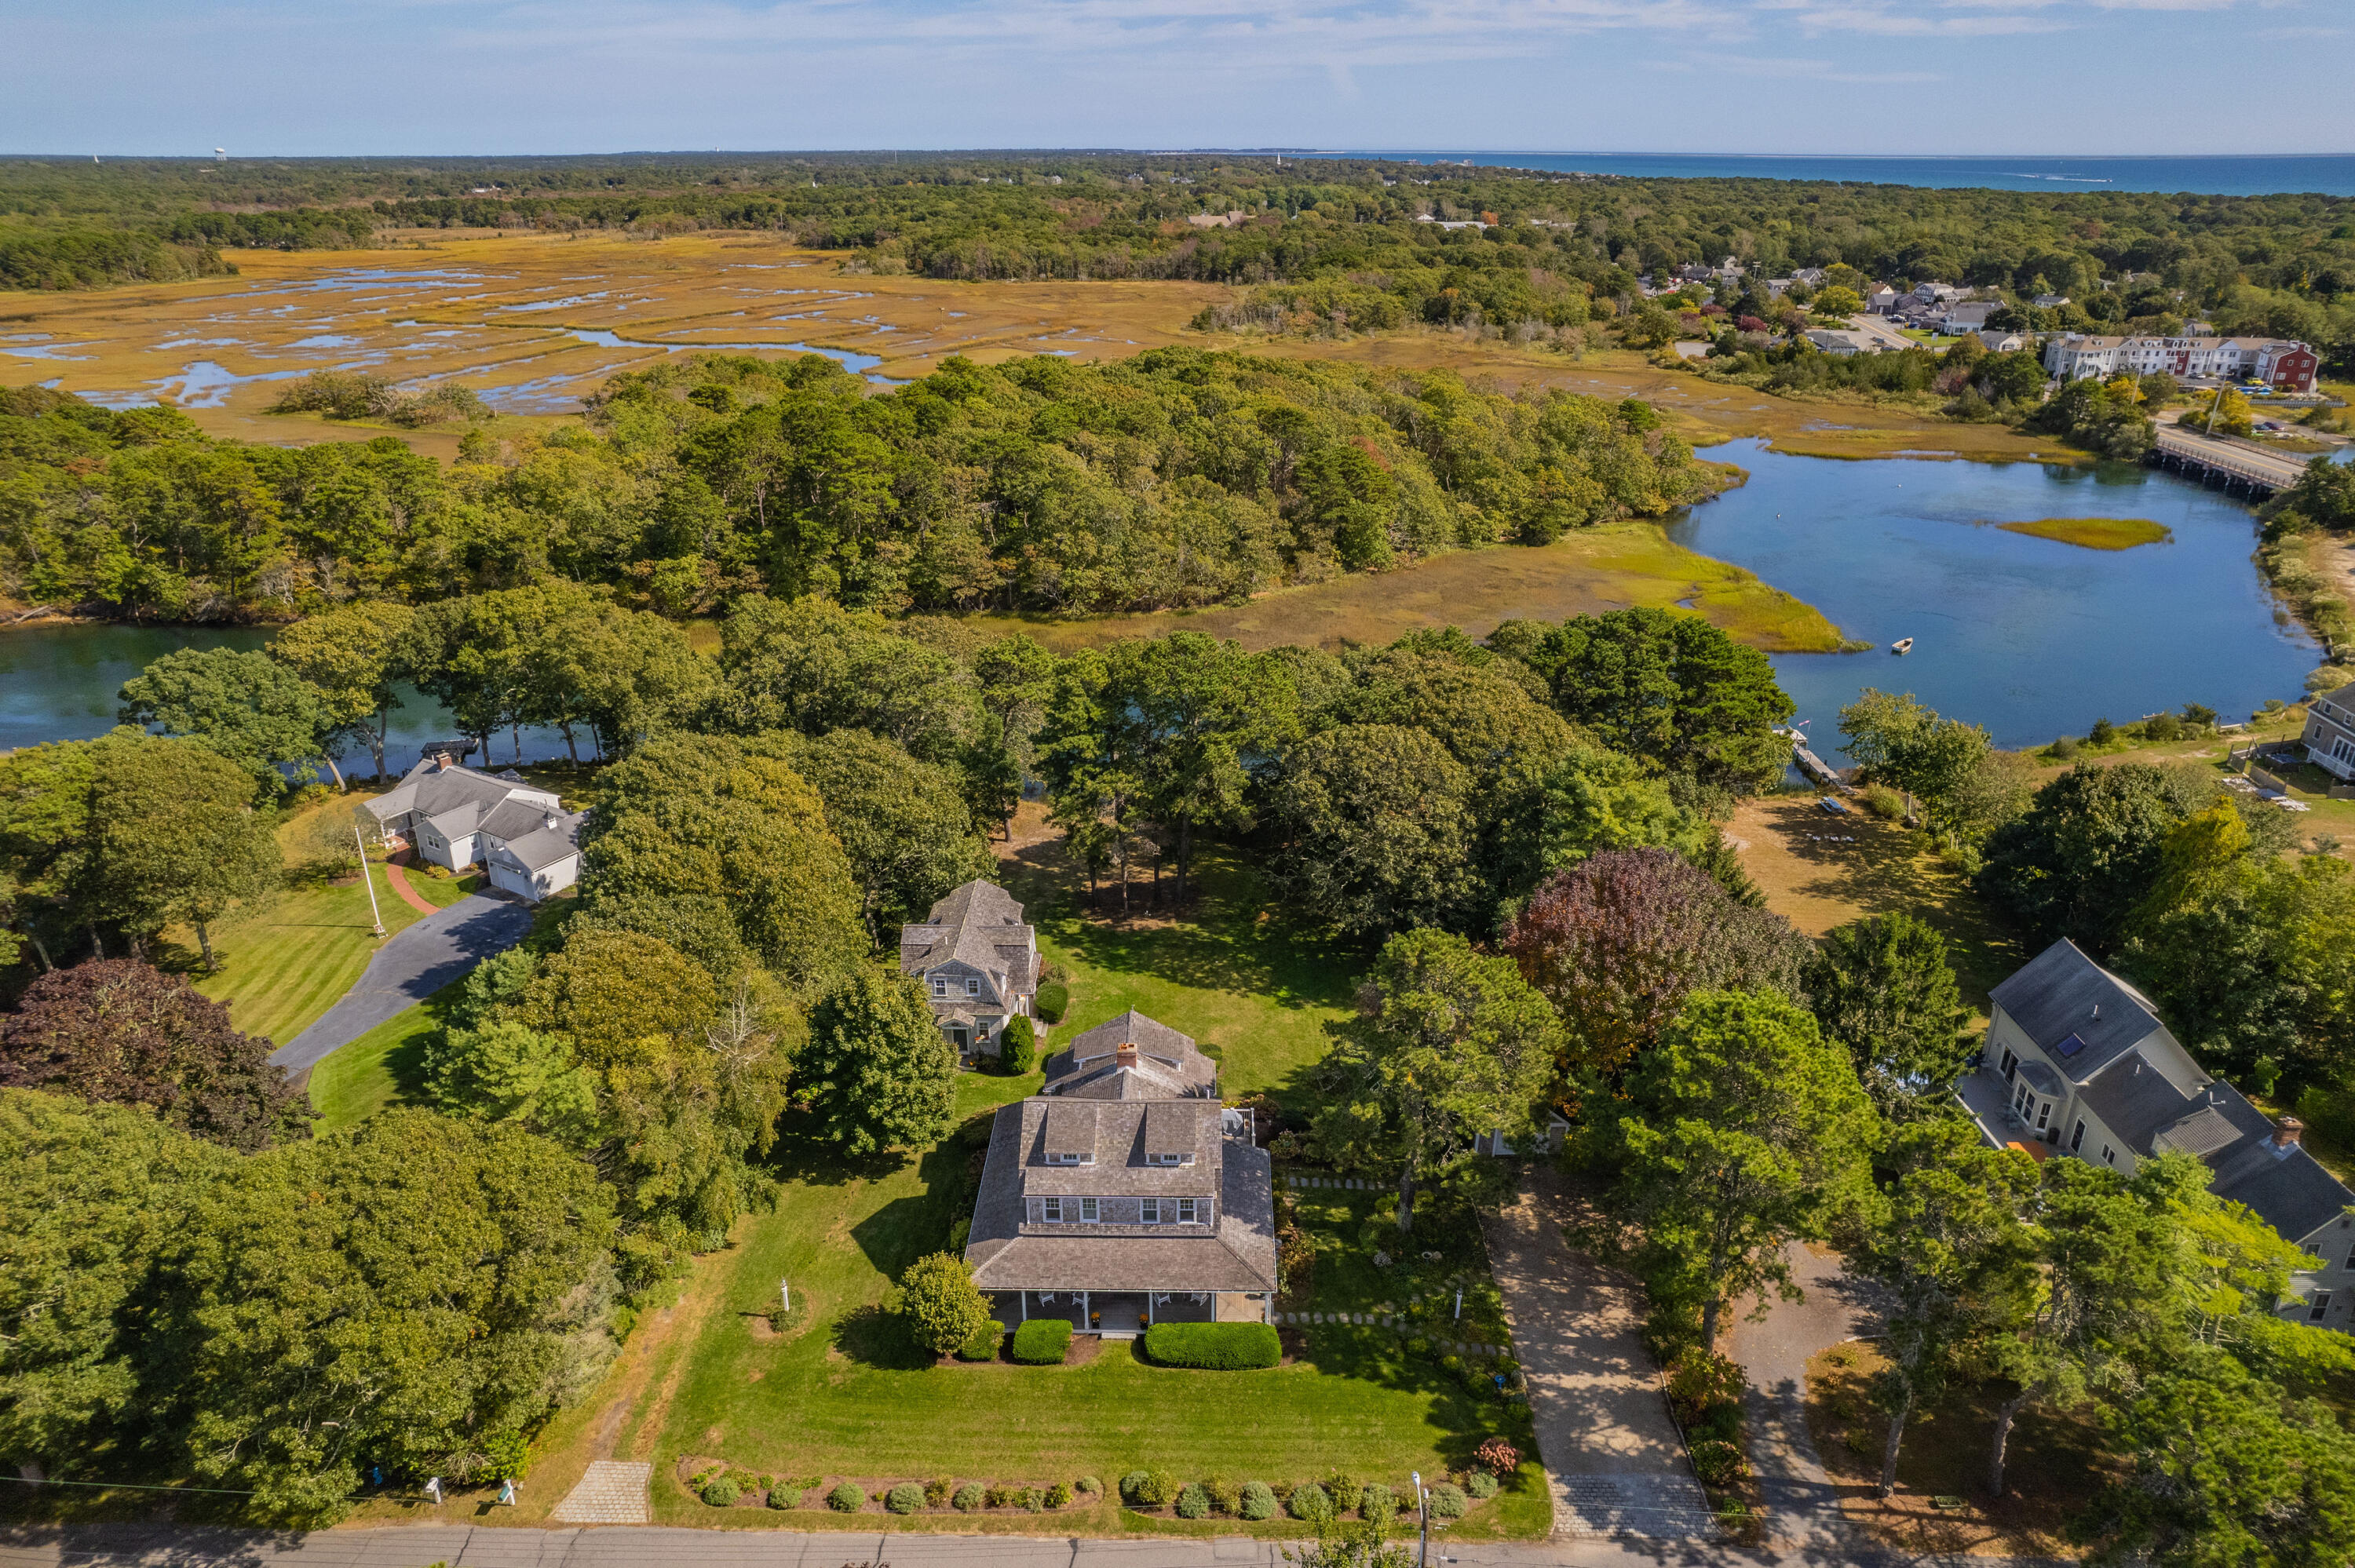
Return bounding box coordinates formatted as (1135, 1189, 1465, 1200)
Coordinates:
(3, 0, 2349, 157)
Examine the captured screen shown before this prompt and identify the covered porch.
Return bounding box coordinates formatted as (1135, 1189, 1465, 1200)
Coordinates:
(989, 1289, 1219, 1340)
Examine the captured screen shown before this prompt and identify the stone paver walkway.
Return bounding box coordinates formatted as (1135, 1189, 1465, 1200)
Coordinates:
(1480, 1170, 1718, 1541)
(550, 1459, 652, 1524)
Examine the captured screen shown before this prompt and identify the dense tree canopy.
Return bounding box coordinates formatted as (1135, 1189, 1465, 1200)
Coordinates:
(0, 961, 306, 1150)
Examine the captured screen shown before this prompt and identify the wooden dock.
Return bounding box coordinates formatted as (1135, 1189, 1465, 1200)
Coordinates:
(2150, 426, 2310, 497)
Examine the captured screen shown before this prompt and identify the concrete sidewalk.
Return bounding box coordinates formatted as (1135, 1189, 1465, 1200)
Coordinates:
(268, 893, 536, 1076)
(0, 1521, 2076, 1567)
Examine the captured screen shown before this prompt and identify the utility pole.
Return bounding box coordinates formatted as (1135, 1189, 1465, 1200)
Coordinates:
(1412, 1471, 1429, 1566)
(354, 823, 385, 938)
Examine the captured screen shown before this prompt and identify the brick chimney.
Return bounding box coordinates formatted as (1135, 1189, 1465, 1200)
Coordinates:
(434, 751, 455, 771)
(2274, 1116, 2305, 1152)
(1116, 1043, 1137, 1069)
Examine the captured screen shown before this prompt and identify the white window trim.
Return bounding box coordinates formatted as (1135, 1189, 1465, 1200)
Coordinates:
(1079, 1198, 1099, 1223)
(1141, 1199, 1160, 1224)
(1177, 1198, 1199, 1224)
(1042, 1197, 1061, 1223)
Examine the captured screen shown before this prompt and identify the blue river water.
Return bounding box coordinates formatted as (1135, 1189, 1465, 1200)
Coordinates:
(0, 447, 2322, 761)
(1303, 152, 2355, 198)
(0, 622, 573, 769)
(1665, 441, 2318, 749)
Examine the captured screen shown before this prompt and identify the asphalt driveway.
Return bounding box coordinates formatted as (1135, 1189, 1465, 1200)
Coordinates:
(269, 892, 537, 1076)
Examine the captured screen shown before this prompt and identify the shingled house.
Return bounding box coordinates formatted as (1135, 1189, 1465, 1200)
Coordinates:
(899, 881, 1039, 1065)
(962, 1011, 1277, 1336)
(1959, 939, 2355, 1330)
(363, 754, 583, 902)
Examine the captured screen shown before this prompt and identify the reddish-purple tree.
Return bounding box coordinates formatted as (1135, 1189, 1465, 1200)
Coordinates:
(0, 960, 309, 1150)
(1502, 848, 1809, 1082)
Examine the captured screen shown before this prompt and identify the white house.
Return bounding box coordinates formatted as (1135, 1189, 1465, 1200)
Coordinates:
(900, 880, 1041, 1063)
(2298, 685, 2355, 780)
(1804, 328, 1871, 358)
(1977, 329, 2032, 354)
(362, 754, 583, 901)
(1939, 301, 1999, 336)
(1959, 940, 2355, 1331)
(2043, 333, 2317, 388)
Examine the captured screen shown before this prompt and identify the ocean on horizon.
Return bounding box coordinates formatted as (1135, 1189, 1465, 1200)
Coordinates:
(1297, 151, 2355, 198)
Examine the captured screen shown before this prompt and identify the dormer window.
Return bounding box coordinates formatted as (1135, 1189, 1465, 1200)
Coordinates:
(966, 977, 981, 997)
(930, 977, 949, 998)
(1046, 1150, 1093, 1166)
(1148, 1153, 1195, 1166)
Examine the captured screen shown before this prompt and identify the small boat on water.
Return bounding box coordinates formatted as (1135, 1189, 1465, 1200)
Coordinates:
(1890, 637, 1915, 655)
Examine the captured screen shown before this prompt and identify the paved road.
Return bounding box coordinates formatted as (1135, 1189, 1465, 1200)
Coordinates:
(1480, 1172, 1717, 1541)
(1725, 1244, 1888, 1552)
(2153, 423, 2312, 487)
(269, 893, 536, 1076)
(0, 1522, 2074, 1568)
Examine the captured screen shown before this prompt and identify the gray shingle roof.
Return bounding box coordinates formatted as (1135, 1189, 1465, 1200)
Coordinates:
(963, 1009, 1275, 1295)
(1991, 939, 2165, 1082)
(898, 881, 1036, 1011)
(1044, 1010, 1218, 1099)
(2073, 1041, 2352, 1246)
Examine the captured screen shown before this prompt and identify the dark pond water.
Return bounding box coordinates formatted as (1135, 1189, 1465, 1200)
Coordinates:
(1666, 440, 2319, 749)
(0, 622, 573, 770)
(0, 445, 2322, 760)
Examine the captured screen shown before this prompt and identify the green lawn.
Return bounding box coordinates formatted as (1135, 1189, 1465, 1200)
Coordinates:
(1001, 843, 1360, 1110)
(188, 861, 423, 1046)
(401, 866, 484, 908)
(619, 1070, 1543, 1539)
(306, 987, 455, 1132)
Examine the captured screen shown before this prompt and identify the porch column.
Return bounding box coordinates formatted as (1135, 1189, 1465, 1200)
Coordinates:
(1081, 1290, 1089, 1328)
(1147, 1293, 1155, 1326)
(1020, 1292, 1028, 1322)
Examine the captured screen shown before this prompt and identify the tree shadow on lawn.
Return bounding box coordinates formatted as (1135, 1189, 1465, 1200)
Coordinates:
(830, 1302, 937, 1372)
(845, 1131, 981, 1282)
(764, 1114, 924, 1189)
(1305, 1325, 1535, 1477)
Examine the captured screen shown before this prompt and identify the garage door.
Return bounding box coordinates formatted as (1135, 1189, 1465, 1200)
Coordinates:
(487, 862, 535, 898)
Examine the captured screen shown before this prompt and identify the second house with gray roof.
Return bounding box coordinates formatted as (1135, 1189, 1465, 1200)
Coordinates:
(899, 880, 1040, 1065)
(1959, 939, 2355, 1332)
(363, 753, 584, 902)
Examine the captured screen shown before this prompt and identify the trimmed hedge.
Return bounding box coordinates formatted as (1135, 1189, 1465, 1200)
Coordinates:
(1012, 1318, 1073, 1363)
(1034, 982, 1068, 1023)
(702, 1476, 741, 1507)
(1428, 1482, 1467, 1522)
(767, 1483, 800, 1509)
(959, 1318, 1006, 1361)
(827, 1481, 865, 1511)
(1142, 1322, 1282, 1369)
(885, 1482, 925, 1514)
(1240, 1481, 1278, 1520)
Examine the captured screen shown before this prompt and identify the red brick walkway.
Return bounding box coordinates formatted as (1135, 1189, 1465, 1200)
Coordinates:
(382, 855, 438, 916)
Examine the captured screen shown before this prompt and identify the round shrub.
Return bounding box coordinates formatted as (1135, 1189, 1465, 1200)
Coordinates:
(952, 1482, 985, 1511)
(1427, 1482, 1466, 1522)
(702, 1476, 741, 1508)
(959, 1318, 1006, 1361)
(1075, 1475, 1101, 1495)
(1287, 1482, 1334, 1523)
(1324, 1473, 1362, 1515)
(1119, 1471, 1152, 1505)
(885, 1482, 925, 1515)
(1046, 1481, 1073, 1510)
(1240, 1481, 1278, 1521)
(1207, 1475, 1243, 1515)
(827, 1482, 865, 1512)
(768, 1483, 801, 1510)
(1360, 1482, 1396, 1528)
(1034, 981, 1069, 1023)
(1466, 1471, 1499, 1501)
(1692, 1439, 1748, 1488)
(1141, 1468, 1181, 1507)
(1175, 1483, 1210, 1519)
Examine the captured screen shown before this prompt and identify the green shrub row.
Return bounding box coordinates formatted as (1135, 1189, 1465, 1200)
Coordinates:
(959, 1318, 1006, 1360)
(698, 1473, 1104, 1512)
(1012, 1318, 1074, 1363)
(1118, 1470, 1487, 1523)
(1141, 1321, 1283, 1369)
